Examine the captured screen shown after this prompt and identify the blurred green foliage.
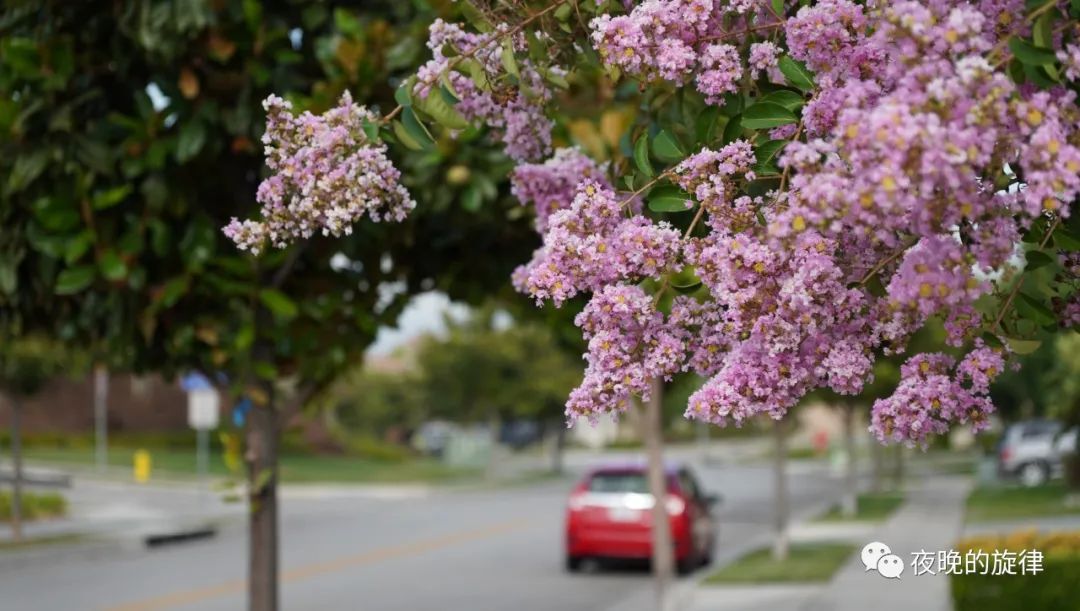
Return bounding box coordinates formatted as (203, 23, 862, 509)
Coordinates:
(328, 306, 579, 442)
(0, 1, 538, 405)
(0, 489, 67, 522)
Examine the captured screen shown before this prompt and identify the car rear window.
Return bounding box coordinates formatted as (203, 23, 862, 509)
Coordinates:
(588, 471, 648, 493)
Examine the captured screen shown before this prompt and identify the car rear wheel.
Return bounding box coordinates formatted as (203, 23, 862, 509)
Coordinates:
(1019, 462, 1049, 487)
(565, 555, 583, 573)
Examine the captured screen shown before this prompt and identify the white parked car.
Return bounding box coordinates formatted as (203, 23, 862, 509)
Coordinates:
(997, 420, 1078, 487)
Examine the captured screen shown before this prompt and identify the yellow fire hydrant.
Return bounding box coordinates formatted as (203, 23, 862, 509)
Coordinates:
(133, 449, 152, 483)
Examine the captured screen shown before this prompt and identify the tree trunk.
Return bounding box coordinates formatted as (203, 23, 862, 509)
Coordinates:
(870, 435, 884, 493)
(642, 378, 674, 611)
(772, 418, 789, 562)
(94, 365, 109, 474)
(9, 396, 24, 542)
(841, 403, 858, 518)
(246, 392, 279, 611)
(551, 420, 566, 475)
(893, 445, 905, 489)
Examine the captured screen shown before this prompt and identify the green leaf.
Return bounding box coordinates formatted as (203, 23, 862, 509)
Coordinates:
(1024, 250, 1055, 271)
(741, 102, 797, 129)
(159, 276, 190, 308)
(757, 90, 805, 111)
(415, 89, 470, 130)
(633, 134, 654, 178)
(1032, 10, 1058, 49)
(64, 231, 94, 264)
(176, 120, 207, 162)
(500, 40, 520, 79)
(771, 0, 785, 15)
(695, 106, 721, 144)
(778, 56, 815, 92)
(1005, 336, 1043, 355)
(753, 139, 788, 173)
(647, 186, 693, 212)
(554, 3, 573, 21)
(722, 115, 743, 143)
(1008, 37, 1057, 66)
(99, 250, 127, 281)
(1015, 292, 1056, 326)
(259, 288, 299, 320)
(55, 265, 96, 295)
(392, 120, 424, 151)
(651, 130, 685, 163)
(394, 81, 413, 107)
(402, 107, 436, 148)
(1054, 228, 1080, 251)
(92, 185, 132, 210)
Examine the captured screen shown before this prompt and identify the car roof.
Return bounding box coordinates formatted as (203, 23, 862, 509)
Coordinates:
(586, 461, 685, 476)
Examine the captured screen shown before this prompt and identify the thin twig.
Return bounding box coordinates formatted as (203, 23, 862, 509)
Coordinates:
(859, 237, 918, 285)
(379, 0, 573, 125)
(992, 215, 1062, 332)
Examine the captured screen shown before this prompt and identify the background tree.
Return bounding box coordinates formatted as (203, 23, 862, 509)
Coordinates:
(0, 335, 80, 541)
(0, 1, 537, 607)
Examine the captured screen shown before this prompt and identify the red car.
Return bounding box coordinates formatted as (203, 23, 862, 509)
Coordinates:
(565, 463, 719, 573)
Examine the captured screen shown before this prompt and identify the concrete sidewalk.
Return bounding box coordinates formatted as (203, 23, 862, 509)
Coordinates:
(802, 475, 971, 611)
(689, 475, 971, 611)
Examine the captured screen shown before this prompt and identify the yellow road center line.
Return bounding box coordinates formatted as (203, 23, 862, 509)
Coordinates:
(104, 518, 533, 611)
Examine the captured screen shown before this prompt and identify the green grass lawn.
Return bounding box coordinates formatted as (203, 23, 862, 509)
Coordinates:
(21, 446, 476, 484)
(0, 533, 84, 551)
(965, 483, 1080, 523)
(815, 491, 905, 522)
(704, 543, 856, 584)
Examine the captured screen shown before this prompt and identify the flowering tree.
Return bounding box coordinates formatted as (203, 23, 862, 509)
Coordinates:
(229, 0, 1080, 607)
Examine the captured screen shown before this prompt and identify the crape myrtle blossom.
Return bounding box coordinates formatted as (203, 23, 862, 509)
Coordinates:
(589, 0, 782, 105)
(510, 148, 610, 232)
(512, 180, 681, 306)
(414, 19, 556, 162)
(223, 93, 414, 254)
(507, 0, 1080, 447)
(870, 345, 1004, 447)
(566, 284, 687, 421)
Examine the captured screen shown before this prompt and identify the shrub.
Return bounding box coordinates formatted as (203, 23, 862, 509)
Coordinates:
(344, 436, 412, 463)
(952, 530, 1080, 611)
(0, 490, 68, 522)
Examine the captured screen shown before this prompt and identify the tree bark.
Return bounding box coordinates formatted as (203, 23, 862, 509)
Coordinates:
(551, 420, 566, 475)
(246, 391, 279, 611)
(772, 418, 789, 562)
(94, 365, 108, 474)
(870, 435, 884, 493)
(642, 378, 674, 611)
(9, 396, 24, 542)
(841, 403, 858, 518)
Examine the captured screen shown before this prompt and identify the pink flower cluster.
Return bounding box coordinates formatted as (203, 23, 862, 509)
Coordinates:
(870, 345, 1003, 447)
(415, 19, 556, 161)
(513, 0, 1079, 445)
(567, 285, 687, 421)
(510, 148, 609, 232)
(590, 0, 781, 105)
(223, 93, 414, 254)
(513, 180, 680, 306)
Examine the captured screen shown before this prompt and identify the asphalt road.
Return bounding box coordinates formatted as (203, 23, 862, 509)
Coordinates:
(0, 452, 844, 611)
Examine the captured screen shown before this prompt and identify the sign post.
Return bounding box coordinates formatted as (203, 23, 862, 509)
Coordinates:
(183, 374, 220, 502)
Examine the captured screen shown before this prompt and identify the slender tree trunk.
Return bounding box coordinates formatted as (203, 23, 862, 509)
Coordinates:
(772, 418, 789, 562)
(94, 365, 108, 474)
(642, 378, 674, 611)
(893, 445, 905, 489)
(841, 403, 858, 518)
(870, 435, 884, 493)
(551, 420, 566, 475)
(246, 391, 279, 611)
(9, 396, 24, 542)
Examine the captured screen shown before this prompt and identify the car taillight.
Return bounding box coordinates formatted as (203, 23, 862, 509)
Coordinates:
(568, 493, 588, 512)
(1000, 447, 1012, 462)
(665, 495, 686, 516)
